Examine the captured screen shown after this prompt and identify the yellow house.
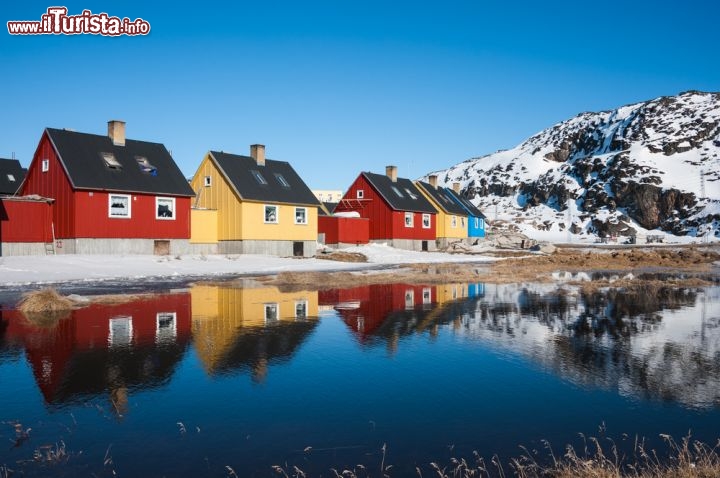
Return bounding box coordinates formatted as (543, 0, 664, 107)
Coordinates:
(190, 284, 319, 380)
(190, 144, 320, 257)
(415, 176, 469, 248)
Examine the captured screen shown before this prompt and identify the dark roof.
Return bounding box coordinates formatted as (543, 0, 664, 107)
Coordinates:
(209, 151, 320, 206)
(362, 172, 436, 213)
(46, 128, 195, 197)
(446, 188, 486, 218)
(319, 201, 338, 216)
(0, 158, 26, 195)
(415, 181, 468, 215)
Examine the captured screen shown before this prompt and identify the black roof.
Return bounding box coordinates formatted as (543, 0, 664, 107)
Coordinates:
(46, 128, 195, 197)
(446, 188, 486, 218)
(362, 172, 436, 213)
(415, 181, 469, 215)
(319, 201, 338, 216)
(0, 158, 26, 195)
(209, 151, 320, 206)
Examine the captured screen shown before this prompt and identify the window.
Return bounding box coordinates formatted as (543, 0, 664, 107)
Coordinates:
(295, 301, 308, 320)
(264, 303, 279, 323)
(156, 197, 175, 220)
(7, 174, 15, 182)
(275, 173, 290, 188)
(295, 207, 307, 224)
(109, 194, 131, 218)
(404, 289, 414, 309)
(356, 189, 364, 199)
(204, 175, 212, 187)
(422, 214, 431, 229)
(135, 156, 156, 174)
(156, 312, 177, 343)
(461, 217, 466, 228)
(100, 152, 122, 169)
(474, 218, 479, 228)
(422, 287, 432, 305)
(41, 159, 49, 172)
(108, 316, 133, 347)
(264, 205, 278, 223)
(451, 215, 457, 228)
(251, 170, 267, 185)
(404, 212, 413, 228)
(404, 188, 418, 200)
(391, 186, 404, 198)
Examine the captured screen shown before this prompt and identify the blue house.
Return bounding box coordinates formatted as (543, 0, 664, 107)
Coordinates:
(445, 184, 486, 240)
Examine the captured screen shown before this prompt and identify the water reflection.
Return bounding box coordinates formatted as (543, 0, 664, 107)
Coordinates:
(190, 284, 319, 381)
(1, 293, 193, 413)
(1, 281, 719, 413)
(450, 284, 720, 409)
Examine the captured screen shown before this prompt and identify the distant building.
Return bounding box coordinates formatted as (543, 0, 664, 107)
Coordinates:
(312, 190, 344, 203)
(415, 175, 469, 248)
(334, 166, 437, 251)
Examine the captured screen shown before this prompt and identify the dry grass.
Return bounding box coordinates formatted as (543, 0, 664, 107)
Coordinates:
(316, 251, 368, 263)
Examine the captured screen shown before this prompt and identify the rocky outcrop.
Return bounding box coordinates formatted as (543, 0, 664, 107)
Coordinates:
(425, 91, 720, 240)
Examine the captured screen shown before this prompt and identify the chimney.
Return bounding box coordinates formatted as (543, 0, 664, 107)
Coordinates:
(386, 165, 398, 182)
(453, 182, 461, 193)
(250, 144, 265, 166)
(107, 120, 126, 146)
(429, 175, 438, 189)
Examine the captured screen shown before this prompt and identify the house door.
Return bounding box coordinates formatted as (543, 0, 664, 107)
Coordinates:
(293, 241, 304, 257)
(154, 240, 170, 255)
(421, 240, 428, 251)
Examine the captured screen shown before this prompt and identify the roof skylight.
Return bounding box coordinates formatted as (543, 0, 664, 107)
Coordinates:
(100, 152, 122, 169)
(251, 170, 268, 185)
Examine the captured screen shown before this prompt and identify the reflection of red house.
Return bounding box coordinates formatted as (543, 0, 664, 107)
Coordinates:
(319, 283, 436, 344)
(334, 166, 437, 251)
(3, 293, 192, 409)
(20, 121, 195, 255)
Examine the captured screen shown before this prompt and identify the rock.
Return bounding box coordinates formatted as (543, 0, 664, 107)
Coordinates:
(531, 243, 556, 254)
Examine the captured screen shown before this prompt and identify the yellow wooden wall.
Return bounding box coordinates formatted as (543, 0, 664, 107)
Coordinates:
(190, 209, 218, 243)
(190, 153, 318, 242)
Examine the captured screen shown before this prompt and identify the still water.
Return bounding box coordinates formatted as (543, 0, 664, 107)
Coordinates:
(1, 280, 719, 476)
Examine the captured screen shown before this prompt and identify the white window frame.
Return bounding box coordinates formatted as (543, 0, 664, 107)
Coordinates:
(451, 215, 457, 228)
(461, 217, 466, 228)
(155, 312, 177, 343)
(204, 175, 212, 187)
(156, 197, 176, 220)
(108, 316, 133, 347)
(404, 289, 414, 309)
(7, 174, 15, 182)
(422, 214, 431, 229)
(474, 217, 479, 228)
(356, 189, 364, 199)
(108, 194, 132, 219)
(404, 212, 414, 228)
(295, 300, 308, 320)
(264, 205, 278, 224)
(41, 159, 49, 172)
(264, 303, 279, 323)
(294, 207, 308, 225)
(422, 287, 432, 305)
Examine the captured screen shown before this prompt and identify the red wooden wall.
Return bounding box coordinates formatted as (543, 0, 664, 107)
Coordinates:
(318, 216, 369, 245)
(0, 198, 54, 242)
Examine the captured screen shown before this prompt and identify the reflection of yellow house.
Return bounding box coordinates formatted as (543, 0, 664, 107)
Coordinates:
(434, 283, 469, 304)
(190, 285, 319, 379)
(189, 145, 321, 257)
(415, 176, 469, 248)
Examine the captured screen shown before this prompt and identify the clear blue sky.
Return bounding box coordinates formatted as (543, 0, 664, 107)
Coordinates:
(2, 1, 719, 190)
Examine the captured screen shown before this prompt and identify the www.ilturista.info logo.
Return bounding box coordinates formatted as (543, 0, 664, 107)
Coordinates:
(7, 7, 150, 36)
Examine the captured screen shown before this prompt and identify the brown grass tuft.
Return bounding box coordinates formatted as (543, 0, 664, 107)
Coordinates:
(316, 251, 368, 263)
(17, 288, 77, 326)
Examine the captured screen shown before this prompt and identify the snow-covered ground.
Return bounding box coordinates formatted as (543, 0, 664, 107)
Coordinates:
(0, 244, 495, 287)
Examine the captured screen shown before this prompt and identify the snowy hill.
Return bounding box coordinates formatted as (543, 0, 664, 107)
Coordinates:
(425, 91, 720, 243)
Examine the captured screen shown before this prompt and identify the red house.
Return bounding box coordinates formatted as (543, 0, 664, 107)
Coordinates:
(0, 195, 55, 256)
(20, 121, 195, 255)
(334, 166, 437, 251)
(318, 204, 370, 248)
